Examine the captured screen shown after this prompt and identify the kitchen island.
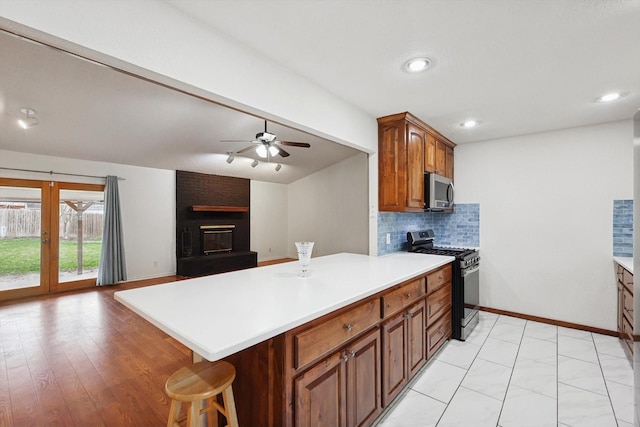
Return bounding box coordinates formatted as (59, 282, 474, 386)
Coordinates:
(115, 252, 455, 427)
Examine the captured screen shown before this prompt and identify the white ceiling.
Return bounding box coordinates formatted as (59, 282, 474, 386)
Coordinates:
(2, 0, 639, 184)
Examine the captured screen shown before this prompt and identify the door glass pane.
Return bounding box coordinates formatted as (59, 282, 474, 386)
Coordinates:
(0, 186, 42, 291)
(58, 189, 104, 283)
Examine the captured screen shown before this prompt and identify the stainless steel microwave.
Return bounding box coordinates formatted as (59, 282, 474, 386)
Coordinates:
(424, 173, 454, 210)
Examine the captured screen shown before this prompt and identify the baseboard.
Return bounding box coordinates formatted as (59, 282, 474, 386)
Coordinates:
(478, 306, 618, 337)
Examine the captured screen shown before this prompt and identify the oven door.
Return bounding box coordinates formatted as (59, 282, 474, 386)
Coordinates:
(460, 264, 480, 339)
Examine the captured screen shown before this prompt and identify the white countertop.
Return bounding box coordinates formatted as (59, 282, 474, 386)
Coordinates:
(114, 252, 454, 361)
(614, 256, 633, 274)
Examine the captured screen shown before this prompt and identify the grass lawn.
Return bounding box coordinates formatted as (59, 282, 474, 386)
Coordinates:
(0, 238, 102, 275)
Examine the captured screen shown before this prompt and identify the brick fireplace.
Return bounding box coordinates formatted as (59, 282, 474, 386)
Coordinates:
(175, 170, 257, 277)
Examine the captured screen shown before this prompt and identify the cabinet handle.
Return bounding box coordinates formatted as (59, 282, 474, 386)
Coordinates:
(344, 323, 353, 332)
(405, 293, 412, 299)
(349, 350, 356, 358)
(342, 352, 349, 362)
(404, 312, 413, 319)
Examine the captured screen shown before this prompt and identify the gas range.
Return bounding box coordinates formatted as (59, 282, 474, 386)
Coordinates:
(407, 229, 481, 341)
(407, 231, 479, 269)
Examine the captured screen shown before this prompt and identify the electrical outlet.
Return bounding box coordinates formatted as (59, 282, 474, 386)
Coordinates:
(386, 233, 391, 245)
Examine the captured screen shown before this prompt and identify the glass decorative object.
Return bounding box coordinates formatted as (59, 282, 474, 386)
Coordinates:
(295, 241, 314, 277)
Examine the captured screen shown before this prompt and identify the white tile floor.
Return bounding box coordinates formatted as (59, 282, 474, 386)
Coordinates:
(375, 311, 634, 427)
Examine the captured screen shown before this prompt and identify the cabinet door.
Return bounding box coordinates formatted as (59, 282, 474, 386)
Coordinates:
(346, 328, 382, 427)
(407, 301, 426, 378)
(295, 351, 347, 427)
(435, 140, 446, 176)
(424, 134, 437, 173)
(381, 311, 407, 407)
(378, 123, 406, 211)
(406, 124, 425, 209)
(445, 145, 454, 180)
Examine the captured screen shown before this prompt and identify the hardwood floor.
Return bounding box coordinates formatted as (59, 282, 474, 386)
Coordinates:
(0, 276, 191, 426)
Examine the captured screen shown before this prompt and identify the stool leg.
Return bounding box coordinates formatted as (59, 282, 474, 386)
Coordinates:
(206, 397, 218, 427)
(167, 400, 182, 427)
(186, 401, 200, 427)
(222, 385, 239, 427)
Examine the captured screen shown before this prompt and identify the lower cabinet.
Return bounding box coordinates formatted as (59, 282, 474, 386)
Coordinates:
(616, 263, 634, 358)
(229, 263, 453, 427)
(294, 328, 381, 427)
(381, 300, 426, 407)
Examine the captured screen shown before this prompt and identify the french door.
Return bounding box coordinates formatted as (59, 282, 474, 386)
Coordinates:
(0, 178, 105, 302)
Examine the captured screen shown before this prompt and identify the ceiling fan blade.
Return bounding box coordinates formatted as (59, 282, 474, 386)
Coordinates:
(274, 145, 290, 157)
(278, 141, 311, 148)
(237, 145, 255, 154)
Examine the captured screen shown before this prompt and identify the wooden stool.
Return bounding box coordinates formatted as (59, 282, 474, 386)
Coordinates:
(165, 361, 239, 427)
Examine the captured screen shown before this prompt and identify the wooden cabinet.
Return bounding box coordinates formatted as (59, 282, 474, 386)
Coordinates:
(380, 277, 428, 407)
(426, 264, 453, 358)
(424, 135, 453, 180)
(294, 299, 380, 370)
(616, 263, 633, 359)
(406, 124, 426, 210)
(229, 263, 453, 427)
(294, 328, 381, 427)
(378, 112, 455, 212)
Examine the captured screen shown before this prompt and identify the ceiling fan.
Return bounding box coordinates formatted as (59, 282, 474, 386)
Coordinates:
(221, 120, 311, 159)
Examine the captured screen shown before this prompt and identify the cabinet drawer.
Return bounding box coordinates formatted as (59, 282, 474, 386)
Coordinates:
(426, 282, 452, 324)
(381, 278, 425, 317)
(623, 285, 633, 324)
(294, 299, 381, 370)
(426, 309, 451, 359)
(427, 264, 452, 293)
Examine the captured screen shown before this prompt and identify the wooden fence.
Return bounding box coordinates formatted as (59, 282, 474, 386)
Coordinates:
(0, 208, 103, 239)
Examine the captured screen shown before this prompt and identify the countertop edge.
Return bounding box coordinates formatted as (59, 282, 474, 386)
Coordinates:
(614, 256, 633, 274)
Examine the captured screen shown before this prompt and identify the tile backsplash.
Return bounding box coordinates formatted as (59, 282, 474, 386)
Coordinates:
(613, 199, 633, 257)
(378, 203, 480, 255)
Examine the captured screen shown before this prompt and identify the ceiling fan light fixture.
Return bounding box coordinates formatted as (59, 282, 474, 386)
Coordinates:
(275, 163, 282, 172)
(251, 159, 259, 168)
(18, 108, 38, 129)
(404, 57, 431, 73)
(256, 145, 268, 158)
(268, 146, 279, 157)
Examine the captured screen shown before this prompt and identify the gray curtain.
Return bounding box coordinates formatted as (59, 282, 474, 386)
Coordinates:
(97, 175, 127, 285)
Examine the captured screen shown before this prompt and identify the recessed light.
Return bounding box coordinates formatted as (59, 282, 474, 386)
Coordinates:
(404, 57, 431, 73)
(17, 108, 38, 129)
(460, 120, 481, 128)
(595, 92, 627, 103)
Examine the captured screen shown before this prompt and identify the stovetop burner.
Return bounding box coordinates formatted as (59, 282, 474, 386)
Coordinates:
(407, 230, 479, 266)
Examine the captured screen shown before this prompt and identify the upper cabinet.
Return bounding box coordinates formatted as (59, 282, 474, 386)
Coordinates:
(378, 112, 456, 212)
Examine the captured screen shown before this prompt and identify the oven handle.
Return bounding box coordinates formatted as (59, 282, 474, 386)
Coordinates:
(462, 265, 480, 277)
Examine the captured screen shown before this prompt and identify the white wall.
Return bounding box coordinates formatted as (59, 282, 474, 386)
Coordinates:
(287, 153, 369, 258)
(0, 150, 176, 281)
(250, 180, 288, 262)
(455, 120, 633, 330)
(0, 1, 377, 153)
